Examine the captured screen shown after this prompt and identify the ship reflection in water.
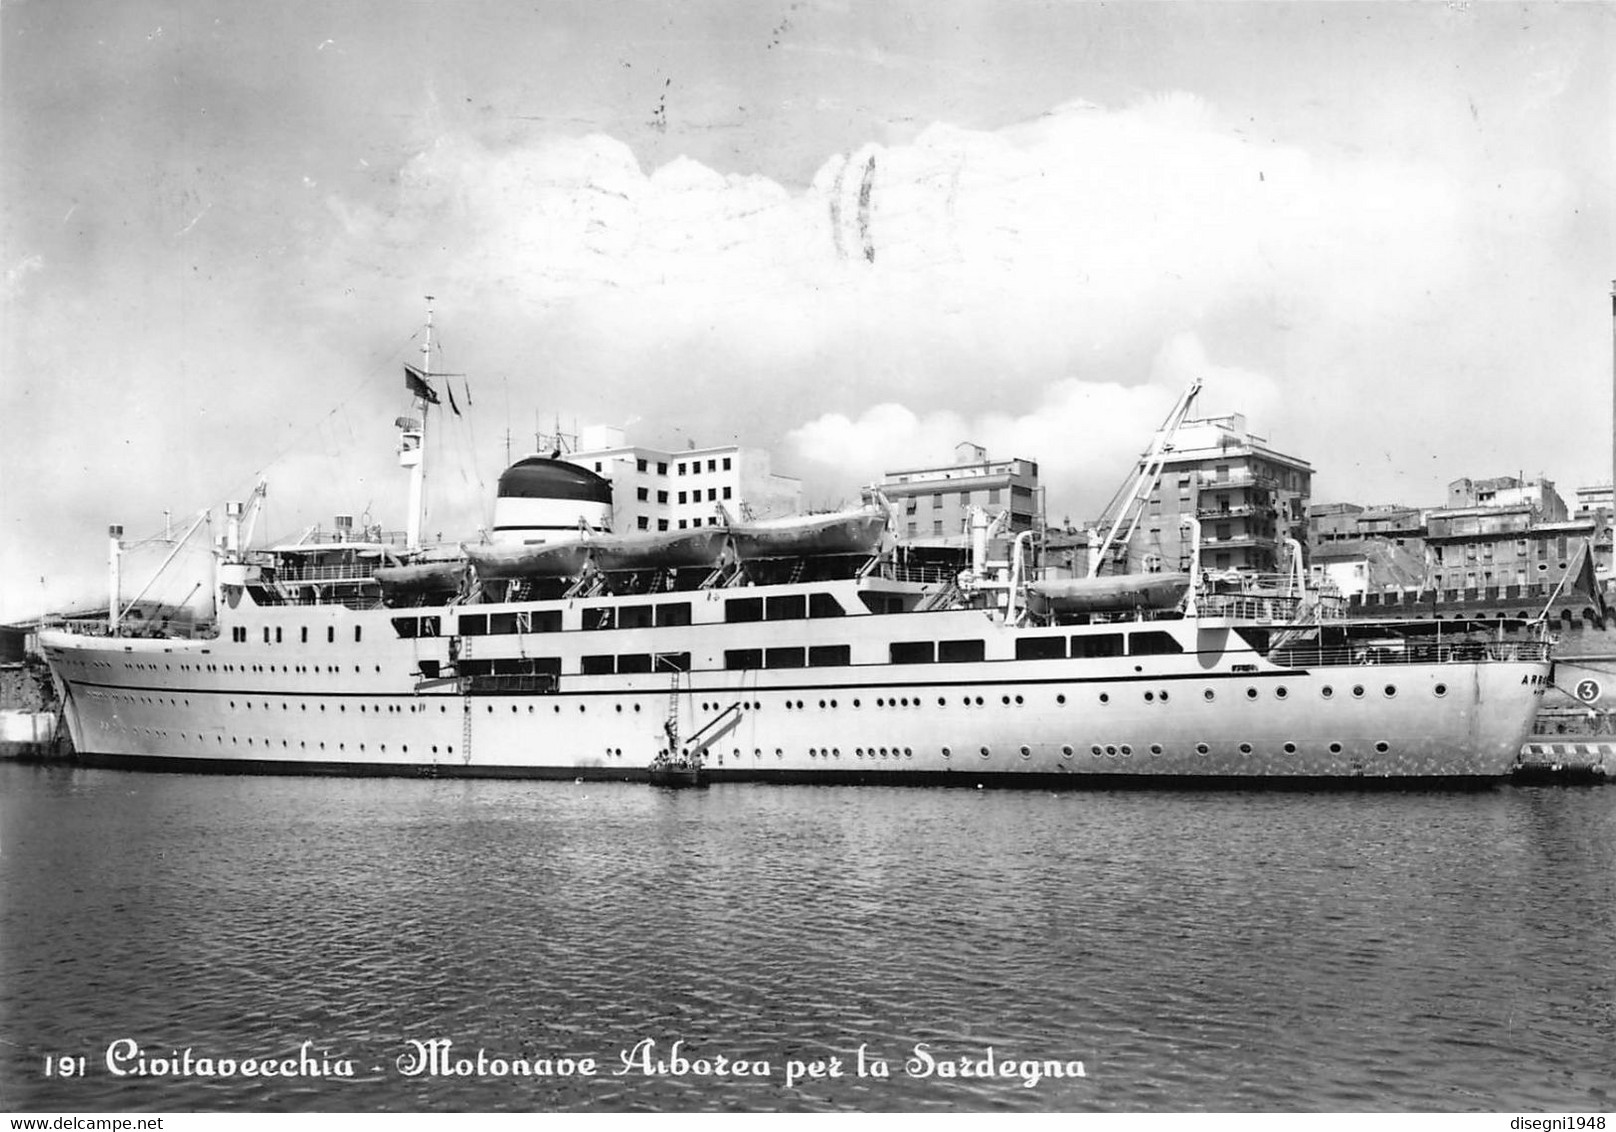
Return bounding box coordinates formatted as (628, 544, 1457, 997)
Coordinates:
(3, 764, 1612, 1113)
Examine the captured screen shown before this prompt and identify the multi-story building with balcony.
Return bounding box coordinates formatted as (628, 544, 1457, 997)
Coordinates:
(565, 426, 802, 533)
(1112, 414, 1312, 575)
(876, 443, 1040, 547)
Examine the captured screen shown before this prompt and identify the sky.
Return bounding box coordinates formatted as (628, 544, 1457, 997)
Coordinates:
(2, 1, 1613, 620)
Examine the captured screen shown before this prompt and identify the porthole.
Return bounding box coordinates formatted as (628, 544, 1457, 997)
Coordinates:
(1061, 745, 1074, 758)
(1159, 691, 1169, 702)
(1091, 745, 1104, 757)
(1329, 742, 1343, 754)
(855, 748, 864, 758)
(1321, 686, 1334, 699)
(853, 699, 861, 708)
(1204, 689, 1215, 702)
(1375, 741, 1390, 753)
(1239, 743, 1253, 755)
(1352, 685, 1365, 698)
(1099, 693, 1110, 704)
(941, 746, 951, 758)
(1149, 744, 1163, 756)
(1119, 745, 1133, 757)
(1014, 695, 1023, 705)
(1383, 685, 1397, 698)
(1283, 742, 1297, 754)
(1056, 694, 1066, 705)
(1144, 691, 1155, 703)
(1275, 687, 1288, 700)
(1019, 745, 1031, 758)
(1434, 683, 1448, 697)
(1105, 745, 1117, 756)
(1245, 687, 1258, 700)
(980, 746, 991, 758)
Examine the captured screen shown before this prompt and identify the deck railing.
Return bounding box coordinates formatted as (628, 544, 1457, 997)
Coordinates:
(1268, 640, 1551, 667)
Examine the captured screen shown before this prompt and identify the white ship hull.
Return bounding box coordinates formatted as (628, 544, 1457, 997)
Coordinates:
(39, 577, 1549, 785)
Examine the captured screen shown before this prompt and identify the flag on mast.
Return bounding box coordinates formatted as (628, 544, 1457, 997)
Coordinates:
(405, 364, 440, 405)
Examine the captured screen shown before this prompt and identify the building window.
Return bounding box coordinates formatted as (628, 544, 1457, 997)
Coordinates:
(677, 462, 686, 475)
(932, 493, 943, 509)
(708, 459, 717, 472)
(637, 516, 650, 530)
(657, 491, 668, 504)
(707, 488, 717, 501)
(657, 462, 668, 475)
(723, 457, 732, 471)
(636, 458, 648, 472)
(723, 486, 732, 499)
(658, 519, 669, 531)
(678, 491, 687, 504)
(637, 487, 649, 501)
(933, 520, 943, 536)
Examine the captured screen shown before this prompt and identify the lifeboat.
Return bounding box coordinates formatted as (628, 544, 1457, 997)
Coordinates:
(728, 507, 888, 560)
(1026, 573, 1192, 614)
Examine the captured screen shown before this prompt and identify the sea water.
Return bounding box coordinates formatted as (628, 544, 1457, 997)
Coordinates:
(1, 763, 1611, 1112)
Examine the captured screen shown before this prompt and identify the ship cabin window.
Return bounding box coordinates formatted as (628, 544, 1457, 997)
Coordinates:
(809, 592, 846, 618)
(301, 627, 309, 643)
(355, 626, 362, 643)
(1016, 636, 1066, 661)
(726, 598, 764, 623)
(859, 594, 908, 615)
(1071, 633, 1124, 659)
(391, 616, 442, 639)
(582, 607, 616, 631)
(327, 627, 335, 643)
(263, 627, 271, 644)
(654, 652, 691, 672)
(1129, 631, 1183, 656)
(766, 595, 806, 621)
(275, 627, 283, 643)
(618, 605, 655, 630)
(938, 639, 985, 663)
(419, 660, 440, 679)
(808, 645, 851, 667)
(655, 603, 692, 627)
(765, 647, 805, 669)
(890, 641, 936, 665)
(616, 653, 653, 674)
(581, 655, 615, 675)
(495, 657, 560, 677)
(725, 648, 763, 670)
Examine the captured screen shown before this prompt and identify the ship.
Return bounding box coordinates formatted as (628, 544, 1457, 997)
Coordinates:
(35, 326, 1553, 787)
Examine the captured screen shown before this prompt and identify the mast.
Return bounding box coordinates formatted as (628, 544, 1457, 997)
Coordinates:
(403, 297, 434, 552)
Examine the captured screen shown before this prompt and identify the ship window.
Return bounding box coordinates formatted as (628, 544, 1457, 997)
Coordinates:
(581, 655, 614, 675)
(263, 627, 271, 643)
(890, 641, 936, 665)
(726, 598, 764, 623)
(354, 626, 362, 643)
(459, 614, 487, 636)
(655, 603, 692, 627)
(618, 604, 655, 629)
(724, 648, 763, 670)
(938, 639, 985, 663)
(766, 595, 806, 621)
(1129, 631, 1183, 656)
(616, 653, 653, 674)
(1071, 633, 1124, 659)
(654, 652, 691, 672)
(392, 617, 420, 638)
(1015, 636, 1066, 660)
(419, 661, 440, 679)
(301, 627, 308, 643)
(808, 592, 846, 618)
(808, 645, 851, 667)
(582, 607, 616, 631)
(327, 626, 335, 643)
(765, 647, 805, 669)
(494, 657, 560, 677)
(459, 660, 493, 676)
